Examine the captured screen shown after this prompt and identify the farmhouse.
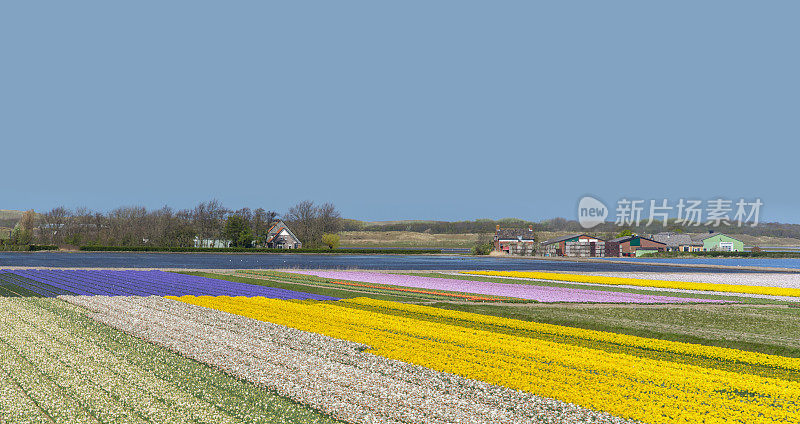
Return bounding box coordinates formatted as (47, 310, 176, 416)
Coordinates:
(540, 234, 606, 257)
(691, 232, 744, 252)
(651, 232, 702, 252)
(265, 220, 302, 249)
(493, 225, 535, 255)
(607, 235, 667, 257)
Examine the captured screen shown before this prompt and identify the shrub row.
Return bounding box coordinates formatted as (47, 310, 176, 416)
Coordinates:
(79, 246, 443, 254)
(28, 245, 59, 251)
(0, 245, 58, 251)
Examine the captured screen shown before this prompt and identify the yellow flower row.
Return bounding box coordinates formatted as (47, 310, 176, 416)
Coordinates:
(170, 295, 800, 424)
(340, 297, 800, 372)
(463, 270, 800, 298)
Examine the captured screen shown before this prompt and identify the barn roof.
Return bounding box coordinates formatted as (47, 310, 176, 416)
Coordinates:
(608, 235, 634, 243)
(496, 228, 535, 241)
(690, 232, 743, 243)
(540, 233, 600, 246)
(608, 235, 667, 246)
(651, 232, 693, 247)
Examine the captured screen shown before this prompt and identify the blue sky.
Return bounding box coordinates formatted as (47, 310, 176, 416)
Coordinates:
(1, 2, 797, 222)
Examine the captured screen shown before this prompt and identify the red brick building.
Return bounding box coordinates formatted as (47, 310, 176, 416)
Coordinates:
(607, 235, 667, 257)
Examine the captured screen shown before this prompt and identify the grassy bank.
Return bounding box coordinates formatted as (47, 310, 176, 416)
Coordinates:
(338, 231, 487, 248)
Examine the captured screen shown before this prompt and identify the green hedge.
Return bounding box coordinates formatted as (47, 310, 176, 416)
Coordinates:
(0, 245, 58, 251)
(28, 245, 59, 251)
(78, 246, 442, 254)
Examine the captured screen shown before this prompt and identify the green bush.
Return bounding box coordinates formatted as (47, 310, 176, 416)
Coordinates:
(28, 245, 59, 251)
(472, 241, 493, 255)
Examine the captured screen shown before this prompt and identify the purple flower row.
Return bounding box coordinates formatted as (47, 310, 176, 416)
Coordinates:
(1, 269, 338, 300)
(291, 270, 728, 303)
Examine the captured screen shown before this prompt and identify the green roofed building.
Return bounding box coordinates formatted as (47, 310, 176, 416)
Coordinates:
(691, 232, 744, 252)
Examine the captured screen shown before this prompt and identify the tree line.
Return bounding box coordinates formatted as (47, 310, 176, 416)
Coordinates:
(17, 200, 341, 249)
(342, 217, 800, 240)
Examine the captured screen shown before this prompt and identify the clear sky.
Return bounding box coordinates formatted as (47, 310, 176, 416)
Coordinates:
(1, 2, 797, 222)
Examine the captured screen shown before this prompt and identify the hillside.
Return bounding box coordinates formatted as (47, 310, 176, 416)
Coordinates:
(340, 219, 800, 249)
(0, 209, 25, 231)
(0, 209, 24, 220)
(343, 218, 800, 241)
(339, 231, 488, 248)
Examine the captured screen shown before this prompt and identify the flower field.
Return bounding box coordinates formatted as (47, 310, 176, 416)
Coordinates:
(173, 295, 800, 424)
(464, 270, 800, 298)
(62, 295, 632, 424)
(0, 297, 343, 424)
(238, 270, 523, 302)
(1, 268, 797, 423)
(0, 269, 338, 299)
(288, 270, 729, 303)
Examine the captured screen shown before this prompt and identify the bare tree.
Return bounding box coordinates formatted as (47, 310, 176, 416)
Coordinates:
(92, 212, 107, 245)
(206, 200, 228, 246)
(25, 200, 337, 249)
(106, 206, 147, 246)
(284, 201, 341, 248)
(252, 208, 268, 247)
(39, 207, 70, 245)
(191, 199, 228, 247)
(285, 200, 319, 247)
(173, 209, 197, 247)
(317, 202, 342, 235)
(19, 210, 35, 234)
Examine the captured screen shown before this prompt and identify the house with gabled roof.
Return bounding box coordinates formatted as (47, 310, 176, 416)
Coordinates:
(493, 225, 536, 255)
(691, 232, 743, 252)
(540, 233, 606, 257)
(265, 220, 302, 249)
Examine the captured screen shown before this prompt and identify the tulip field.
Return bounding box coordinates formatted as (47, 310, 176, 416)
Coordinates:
(1, 268, 799, 424)
(284, 269, 731, 303)
(464, 270, 800, 298)
(0, 269, 337, 299)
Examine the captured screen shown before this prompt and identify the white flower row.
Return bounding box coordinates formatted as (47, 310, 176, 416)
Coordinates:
(0, 297, 341, 424)
(64, 295, 640, 424)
